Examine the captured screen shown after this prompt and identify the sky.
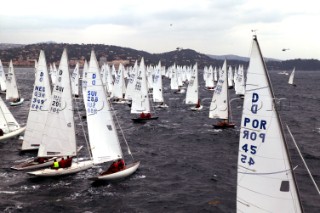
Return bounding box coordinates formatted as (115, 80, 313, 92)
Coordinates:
(0, 0, 319, 60)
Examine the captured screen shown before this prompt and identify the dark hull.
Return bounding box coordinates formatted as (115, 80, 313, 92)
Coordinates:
(132, 117, 159, 123)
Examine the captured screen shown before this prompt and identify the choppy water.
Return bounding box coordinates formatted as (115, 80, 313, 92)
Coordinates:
(0, 68, 319, 212)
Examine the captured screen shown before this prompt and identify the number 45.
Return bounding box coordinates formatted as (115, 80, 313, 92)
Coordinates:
(241, 154, 255, 166)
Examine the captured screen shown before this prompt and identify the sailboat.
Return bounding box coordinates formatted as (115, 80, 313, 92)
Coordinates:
(20, 50, 52, 152)
(11, 50, 54, 170)
(71, 62, 80, 97)
(185, 63, 202, 111)
(111, 63, 127, 103)
(153, 61, 168, 108)
(209, 60, 235, 129)
(27, 49, 93, 177)
(83, 50, 139, 181)
(288, 67, 296, 86)
(6, 60, 24, 106)
(236, 35, 302, 212)
(131, 58, 158, 122)
(0, 59, 7, 93)
(0, 95, 26, 141)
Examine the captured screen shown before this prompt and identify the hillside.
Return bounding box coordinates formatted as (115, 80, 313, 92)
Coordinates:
(0, 43, 320, 70)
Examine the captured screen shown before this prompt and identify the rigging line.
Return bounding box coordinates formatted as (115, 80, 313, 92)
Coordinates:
(109, 102, 134, 161)
(73, 93, 92, 160)
(286, 123, 320, 195)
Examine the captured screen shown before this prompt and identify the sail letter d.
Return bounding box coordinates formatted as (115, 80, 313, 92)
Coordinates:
(251, 104, 258, 114)
(252, 93, 259, 102)
(251, 93, 259, 114)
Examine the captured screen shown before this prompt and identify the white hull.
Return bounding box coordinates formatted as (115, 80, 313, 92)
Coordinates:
(13, 146, 83, 170)
(0, 126, 26, 142)
(154, 104, 169, 108)
(27, 160, 94, 177)
(11, 157, 58, 171)
(90, 161, 140, 181)
(111, 100, 127, 104)
(190, 105, 203, 111)
(10, 98, 24, 106)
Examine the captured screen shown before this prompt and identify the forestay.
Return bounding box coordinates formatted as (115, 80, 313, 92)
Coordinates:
(38, 49, 77, 157)
(83, 50, 123, 164)
(236, 36, 302, 213)
(22, 50, 52, 151)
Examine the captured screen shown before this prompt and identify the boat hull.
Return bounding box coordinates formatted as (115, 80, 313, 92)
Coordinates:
(27, 160, 94, 177)
(213, 123, 235, 129)
(0, 126, 26, 142)
(10, 98, 24, 106)
(190, 105, 203, 111)
(132, 117, 159, 123)
(11, 157, 58, 171)
(90, 161, 140, 181)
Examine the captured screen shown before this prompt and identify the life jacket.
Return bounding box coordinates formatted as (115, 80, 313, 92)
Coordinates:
(53, 161, 59, 168)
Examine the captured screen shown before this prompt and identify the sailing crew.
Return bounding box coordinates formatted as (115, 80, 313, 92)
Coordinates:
(59, 158, 66, 168)
(52, 159, 59, 169)
(65, 156, 72, 167)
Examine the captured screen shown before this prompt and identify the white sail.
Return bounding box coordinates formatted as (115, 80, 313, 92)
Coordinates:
(38, 49, 77, 157)
(205, 65, 215, 88)
(101, 63, 113, 95)
(235, 65, 245, 95)
(131, 58, 150, 114)
(209, 60, 228, 119)
(0, 96, 20, 133)
(227, 66, 234, 88)
(170, 64, 179, 90)
(288, 67, 295, 85)
(111, 63, 126, 99)
(185, 63, 199, 104)
(152, 61, 164, 103)
(50, 62, 57, 86)
(0, 60, 6, 92)
(6, 60, 19, 100)
(71, 62, 80, 97)
(22, 50, 52, 151)
(83, 50, 123, 164)
(236, 36, 302, 213)
(125, 60, 138, 100)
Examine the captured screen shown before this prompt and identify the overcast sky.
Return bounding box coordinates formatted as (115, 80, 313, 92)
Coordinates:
(1, 0, 319, 60)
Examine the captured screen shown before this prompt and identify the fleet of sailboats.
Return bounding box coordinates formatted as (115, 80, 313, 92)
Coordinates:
(0, 36, 317, 210)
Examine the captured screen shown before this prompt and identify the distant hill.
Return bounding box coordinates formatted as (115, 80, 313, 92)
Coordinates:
(0, 43, 319, 70)
(0, 43, 24, 50)
(208, 54, 249, 62)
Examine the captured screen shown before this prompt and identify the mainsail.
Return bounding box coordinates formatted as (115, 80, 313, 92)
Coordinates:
(236, 36, 302, 212)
